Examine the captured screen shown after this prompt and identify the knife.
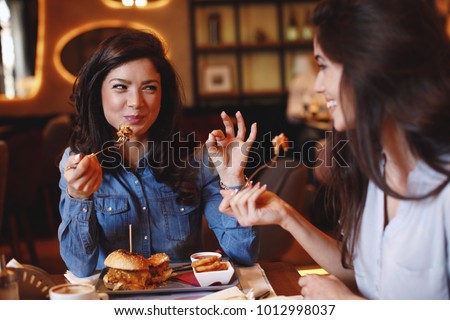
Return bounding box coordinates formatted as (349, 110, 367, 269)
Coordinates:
(172, 263, 192, 273)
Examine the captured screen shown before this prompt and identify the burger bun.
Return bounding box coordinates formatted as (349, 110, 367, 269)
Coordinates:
(104, 249, 149, 271)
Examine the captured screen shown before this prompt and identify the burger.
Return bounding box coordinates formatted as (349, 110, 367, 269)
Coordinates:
(103, 249, 151, 291)
(103, 249, 172, 291)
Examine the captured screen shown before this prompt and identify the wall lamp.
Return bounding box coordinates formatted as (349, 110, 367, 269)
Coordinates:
(104, 0, 168, 9)
(121, 0, 147, 7)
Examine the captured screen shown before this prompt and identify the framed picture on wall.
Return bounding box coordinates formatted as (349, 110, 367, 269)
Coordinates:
(203, 64, 233, 93)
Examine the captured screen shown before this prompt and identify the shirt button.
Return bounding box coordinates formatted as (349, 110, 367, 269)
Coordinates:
(180, 207, 185, 212)
(82, 207, 87, 213)
(144, 236, 148, 240)
(134, 180, 139, 185)
(142, 206, 146, 211)
(107, 207, 112, 212)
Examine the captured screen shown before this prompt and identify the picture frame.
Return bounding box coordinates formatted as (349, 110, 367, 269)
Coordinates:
(203, 64, 233, 93)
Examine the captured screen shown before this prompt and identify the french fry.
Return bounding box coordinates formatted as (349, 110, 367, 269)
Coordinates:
(192, 256, 219, 268)
(192, 256, 229, 272)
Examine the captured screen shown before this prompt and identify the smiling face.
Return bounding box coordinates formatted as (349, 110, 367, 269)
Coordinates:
(313, 39, 354, 132)
(101, 58, 162, 143)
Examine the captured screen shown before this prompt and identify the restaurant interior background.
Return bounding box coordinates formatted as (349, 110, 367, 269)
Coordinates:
(0, 0, 449, 274)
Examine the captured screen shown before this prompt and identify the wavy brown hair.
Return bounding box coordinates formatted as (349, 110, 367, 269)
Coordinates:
(69, 29, 199, 205)
(312, 0, 450, 268)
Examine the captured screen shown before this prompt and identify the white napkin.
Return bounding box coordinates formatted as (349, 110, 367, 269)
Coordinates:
(6, 258, 24, 268)
(64, 270, 101, 285)
(199, 263, 275, 300)
(235, 263, 275, 299)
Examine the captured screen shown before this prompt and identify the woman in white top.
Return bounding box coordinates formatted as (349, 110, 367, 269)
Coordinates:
(215, 0, 450, 299)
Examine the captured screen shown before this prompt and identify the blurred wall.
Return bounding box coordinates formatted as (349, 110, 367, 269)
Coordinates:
(0, 0, 192, 117)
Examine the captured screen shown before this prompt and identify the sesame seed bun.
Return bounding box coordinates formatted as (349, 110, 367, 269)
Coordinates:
(104, 249, 149, 271)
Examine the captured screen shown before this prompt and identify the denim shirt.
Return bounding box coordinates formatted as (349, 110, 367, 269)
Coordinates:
(58, 147, 259, 277)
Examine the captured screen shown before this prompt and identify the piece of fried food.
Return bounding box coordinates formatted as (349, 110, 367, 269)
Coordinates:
(216, 262, 229, 271)
(148, 253, 170, 267)
(193, 256, 229, 272)
(117, 124, 133, 143)
(192, 255, 219, 268)
(195, 260, 222, 273)
(271, 133, 289, 155)
(148, 253, 172, 285)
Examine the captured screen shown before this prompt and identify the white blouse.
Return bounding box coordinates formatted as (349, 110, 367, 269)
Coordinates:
(353, 161, 450, 299)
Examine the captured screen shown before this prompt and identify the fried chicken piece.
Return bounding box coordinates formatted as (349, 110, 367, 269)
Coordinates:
(117, 124, 133, 143)
(271, 133, 289, 155)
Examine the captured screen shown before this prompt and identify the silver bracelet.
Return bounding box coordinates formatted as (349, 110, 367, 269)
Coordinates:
(219, 175, 249, 190)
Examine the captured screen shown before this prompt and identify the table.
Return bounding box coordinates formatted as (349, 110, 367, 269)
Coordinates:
(258, 262, 301, 296)
(51, 262, 301, 298)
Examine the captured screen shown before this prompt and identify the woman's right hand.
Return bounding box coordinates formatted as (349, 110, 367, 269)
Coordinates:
(63, 154, 102, 199)
(219, 183, 289, 227)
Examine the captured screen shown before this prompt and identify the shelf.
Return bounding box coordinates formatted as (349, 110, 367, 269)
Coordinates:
(196, 45, 239, 53)
(196, 42, 312, 52)
(196, 41, 313, 52)
(190, 0, 318, 108)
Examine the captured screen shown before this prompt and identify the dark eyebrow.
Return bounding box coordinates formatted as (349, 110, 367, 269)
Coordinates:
(108, 78, 130, 84)
(141, 80, 160, 85)
(108, 79, 160, 85)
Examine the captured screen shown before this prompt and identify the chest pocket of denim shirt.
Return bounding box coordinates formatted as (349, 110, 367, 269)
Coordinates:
(158, 190, 200, 241)
(94, 197, 130, 241)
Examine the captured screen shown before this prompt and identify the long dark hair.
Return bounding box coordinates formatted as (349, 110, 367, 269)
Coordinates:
(312, 0, 450, 267)
(69, 29, 199, 204)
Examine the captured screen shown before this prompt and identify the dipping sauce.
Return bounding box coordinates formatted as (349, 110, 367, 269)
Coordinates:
(190, 251, 222, 262)
(191, 255, 216, 260)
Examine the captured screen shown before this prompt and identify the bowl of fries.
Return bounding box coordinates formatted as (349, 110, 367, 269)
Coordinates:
(190, 252, 235, 287)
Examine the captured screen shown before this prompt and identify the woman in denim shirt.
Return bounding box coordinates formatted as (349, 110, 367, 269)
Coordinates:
(58, 29, 259, 277)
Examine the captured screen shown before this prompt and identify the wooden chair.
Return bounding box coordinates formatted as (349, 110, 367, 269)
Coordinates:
(4, 129, 43, 265)
(38, 114, 72, 233)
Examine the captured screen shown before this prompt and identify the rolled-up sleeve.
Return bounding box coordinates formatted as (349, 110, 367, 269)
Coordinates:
(58, 148, 99, 277)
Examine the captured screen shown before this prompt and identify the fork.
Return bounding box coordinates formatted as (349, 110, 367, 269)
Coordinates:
(65, 136, 128, 170)
(240, 133, 287, 190)
(87, 135, 128, 158)
(242, 153, 280, 189)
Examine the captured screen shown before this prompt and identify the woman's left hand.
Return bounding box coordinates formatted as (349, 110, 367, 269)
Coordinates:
(206, 111, 257, 188)
(219, 182, 291, 228)
(298, 274, 363, 300)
